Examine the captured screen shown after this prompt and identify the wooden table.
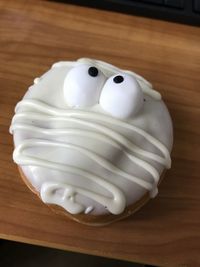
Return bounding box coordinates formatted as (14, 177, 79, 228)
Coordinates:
(0, 0, 200, 266)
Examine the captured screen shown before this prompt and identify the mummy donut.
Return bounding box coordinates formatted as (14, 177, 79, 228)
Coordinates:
(10, 58, 173, 225)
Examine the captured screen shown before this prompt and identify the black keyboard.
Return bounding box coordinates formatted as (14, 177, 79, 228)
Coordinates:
(50, 0, 200, 26)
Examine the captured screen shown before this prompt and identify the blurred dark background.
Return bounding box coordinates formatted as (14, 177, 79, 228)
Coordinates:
(49, 0, 200, 26)
(0, 239, 145, 267)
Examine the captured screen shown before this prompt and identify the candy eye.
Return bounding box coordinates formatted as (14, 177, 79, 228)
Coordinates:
(99, 73, 144, 119)
(63, 64, 106, 107)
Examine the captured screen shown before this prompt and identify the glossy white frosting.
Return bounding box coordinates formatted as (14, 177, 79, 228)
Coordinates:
(10, 58, 173, 215)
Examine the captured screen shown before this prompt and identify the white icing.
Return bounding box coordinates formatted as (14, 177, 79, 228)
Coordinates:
(99, 73, 144, 119)
(63, 64, 106, 107)
(41, 182, 85, 214)
(12, 99, 171, 168)
(85, 206, 94, 214)
(14, 140, 126, 215)
(34, 78, 40, 84)
(10, 121, 161, 184)
(11, 99, 171, 214)
(10, 58, 173, 216)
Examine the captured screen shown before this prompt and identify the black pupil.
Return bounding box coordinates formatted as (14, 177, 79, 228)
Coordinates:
(88, 67, 98, 77)
(113, 75, 124, 83)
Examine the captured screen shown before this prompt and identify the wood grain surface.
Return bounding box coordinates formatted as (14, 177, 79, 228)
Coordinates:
(0, 0, 200, 266)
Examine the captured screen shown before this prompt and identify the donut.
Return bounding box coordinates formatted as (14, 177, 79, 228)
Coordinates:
(10, 58, 173, 226)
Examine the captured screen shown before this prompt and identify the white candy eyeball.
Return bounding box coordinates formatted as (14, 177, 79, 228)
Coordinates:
(63, 64, 106, 107)
(99, 73, 144, 119)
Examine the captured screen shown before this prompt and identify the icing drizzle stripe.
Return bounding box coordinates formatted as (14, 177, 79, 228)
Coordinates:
(14, 138, 154, 192)
(13, 99, 171, 168)
(12, 113, 168, 167)
(13, 140, 126, 215)
(10, 122, 160, 184)
(10, 99, 171, 215)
